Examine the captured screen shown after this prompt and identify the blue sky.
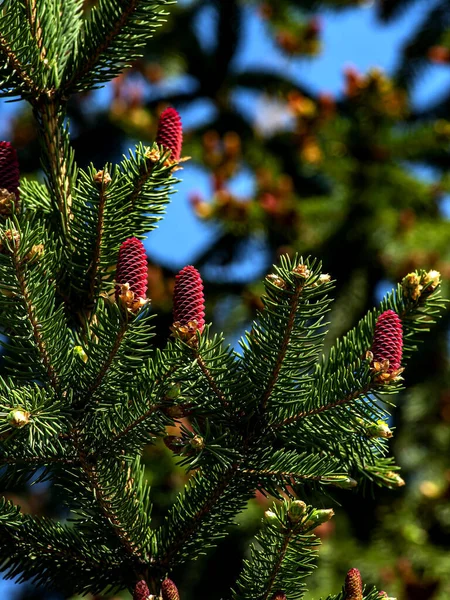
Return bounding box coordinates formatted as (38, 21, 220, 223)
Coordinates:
(1, 1, 449, 596)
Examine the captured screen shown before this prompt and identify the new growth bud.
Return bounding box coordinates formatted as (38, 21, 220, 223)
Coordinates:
(288, 500, 307, 522)
(345, 568, 363, 600)
(366, 420, 393, 439)
(7, 408, 30, 428)
(303, 508, 334, 530)
(156, 107, 183, 162)
(115, 237, 148, 312)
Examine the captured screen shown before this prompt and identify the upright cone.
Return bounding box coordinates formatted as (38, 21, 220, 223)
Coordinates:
(115, 237, 148, 311)
(161, 578, 180, 600)
(345, 568, 363, 600)
(156, 107, 183, 161)
(133, 580, 150, 600)
(270, 592, 287, 600)
(0, 141, 19, 198)
(371, 309, 403, 373)
(173, 265, 205, 331)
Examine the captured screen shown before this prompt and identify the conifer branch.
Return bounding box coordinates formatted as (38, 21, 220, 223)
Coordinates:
(263, 530, 294, 600)
(11, 242, 60, 390)
(108, 403, 163, 446)
(87, 183, 108, 305)
(156, 465, 240, 568)
(66, 0, 141, 91)
(35, 99, 73, 237)
(0, 34, 41, 98)
(128, 156, 154, 212)
(25, 0, 46, 60)
(76, 442, 146, 562)
(194, 350, 230, 409)
(0, 455, 79, 466)
(86, 321, 128, 398)
(278, 384, 372, 428)
(259, 280, 304, 412)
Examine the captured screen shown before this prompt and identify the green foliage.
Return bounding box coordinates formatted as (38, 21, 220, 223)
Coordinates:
(0, 1, 447, 599)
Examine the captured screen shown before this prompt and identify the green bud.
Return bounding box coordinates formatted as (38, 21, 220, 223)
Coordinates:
(264, 510, 279, 527)
(166, 383, 181, 399)
(332, 477, 358, 489)
(303, 508, 334, 530)
(384, 471, 405, 489)
(366, 420, 392, 439)
(190, 435, 205, 450)
(73, 345, 88, 363)
(288, 500, 307, 522)
(7, 408, 30, 428)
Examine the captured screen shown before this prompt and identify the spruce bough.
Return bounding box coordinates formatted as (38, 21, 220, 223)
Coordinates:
(0, 1, 446, 599)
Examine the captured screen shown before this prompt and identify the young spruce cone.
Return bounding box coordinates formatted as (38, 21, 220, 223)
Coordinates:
(161, 578, 180, 600)
(0, 141, 20, 213)
(133, 580, 150, 600)
(115, 237, 148, 311)
(173, 265, 205, 332)
(270, 592, 287, 600)
(345, 568, 363, 600)
(371, 309, 403, 373)
(156, 107, 183, 161)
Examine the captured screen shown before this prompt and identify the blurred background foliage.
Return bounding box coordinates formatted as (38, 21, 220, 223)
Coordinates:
(1, 0, 450, 598)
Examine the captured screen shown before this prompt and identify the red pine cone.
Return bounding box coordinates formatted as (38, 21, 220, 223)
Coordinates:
(161, 578, 180, 600)
(173, 265, 205, 331)
(0, 141, 20, 199)
(115, 237, 148, 300)
(133, 580, 150, 600)
(156, 107, 183, 161)
(270, 592, 287, 600)
(378, 593, 389, 598)
(345, 568, 363, 600)
(371, 309, 403, 372)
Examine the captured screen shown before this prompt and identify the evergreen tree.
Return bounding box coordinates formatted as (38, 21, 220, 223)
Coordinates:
(0, 1, 448, 600)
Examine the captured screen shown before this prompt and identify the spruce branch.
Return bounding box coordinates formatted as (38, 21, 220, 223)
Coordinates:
(0, 501, 123, 595)
(259, 277, 304, 413)
(154, 465, 251, 569)
(64, 0, 172, 93)
(233, 501, 323, 600)
(10, 237, 60, 389)
(75, 440, 152, 564)
(34, 99, 75, 239)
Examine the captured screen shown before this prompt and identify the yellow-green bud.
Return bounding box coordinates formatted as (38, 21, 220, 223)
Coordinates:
(303, 508, 334, 530)
(264, 509, 280, 528)
(288, 500, 307, 522)
(384, 471, 405, 489)
(7, 408, 30, 428)
(190, 435, 205, 450)
(166, 383, 181, 399)
(332, 477, 358, 489)
(366, 420, 392, 439)
(73, 345, 88, 363)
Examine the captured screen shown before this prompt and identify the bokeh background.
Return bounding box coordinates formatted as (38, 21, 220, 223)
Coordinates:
(1, 0, 450, 598)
